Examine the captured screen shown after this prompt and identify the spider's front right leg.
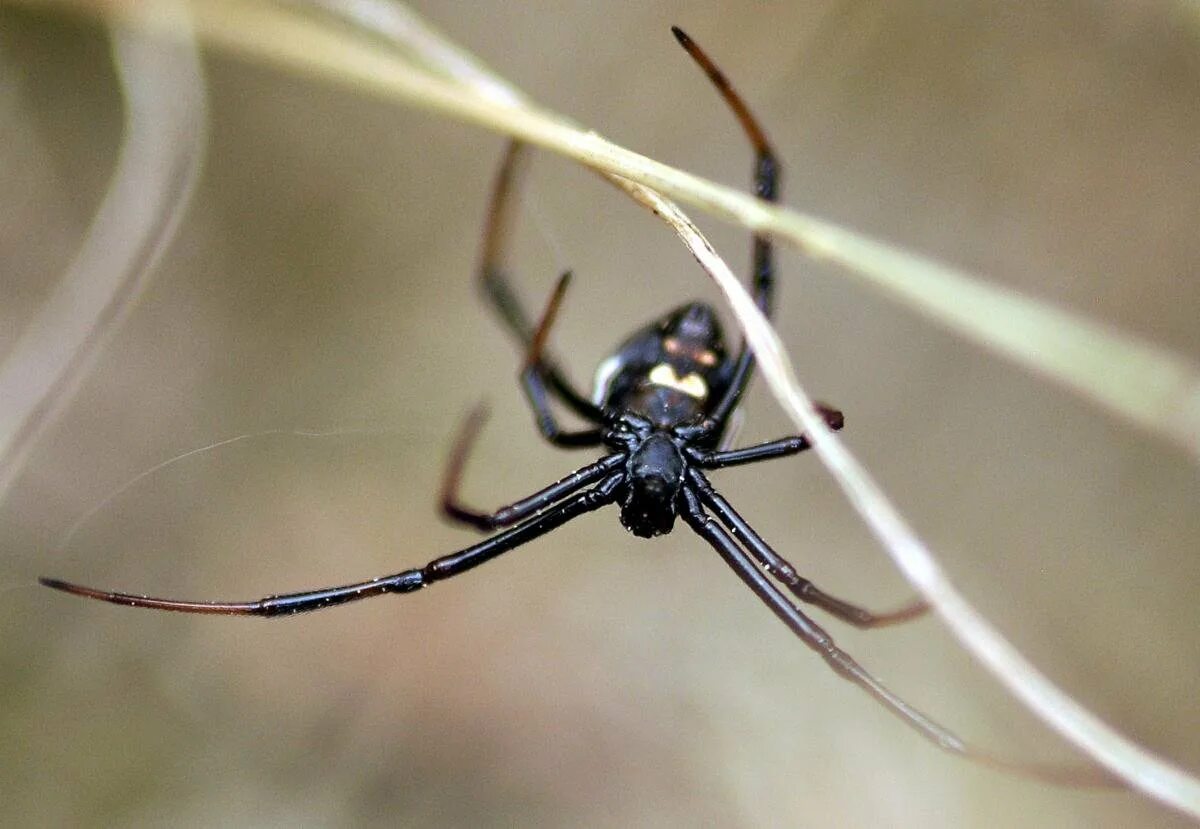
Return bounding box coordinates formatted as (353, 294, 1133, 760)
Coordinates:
(42, 474, 623, 617)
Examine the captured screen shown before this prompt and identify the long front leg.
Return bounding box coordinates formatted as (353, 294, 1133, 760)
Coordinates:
(479, 141, 601, 421)
(41, 475, 622, 617)
(687, 470, 925, 628)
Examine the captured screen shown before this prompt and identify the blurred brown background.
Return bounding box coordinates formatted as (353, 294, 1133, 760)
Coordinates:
(3, 1, 1199, 826)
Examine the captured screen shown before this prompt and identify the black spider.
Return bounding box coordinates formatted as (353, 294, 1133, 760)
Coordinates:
(40, 28, 1100, 783)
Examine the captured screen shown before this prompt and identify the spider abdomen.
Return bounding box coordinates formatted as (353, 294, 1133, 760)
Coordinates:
(593, 302, 735, 430)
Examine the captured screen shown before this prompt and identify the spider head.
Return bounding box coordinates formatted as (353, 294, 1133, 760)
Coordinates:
(620, 433, 685, 538)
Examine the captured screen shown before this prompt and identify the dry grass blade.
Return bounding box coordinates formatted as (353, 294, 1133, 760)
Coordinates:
(788, 220, 1200, 459)
(0, 0, 207, 500)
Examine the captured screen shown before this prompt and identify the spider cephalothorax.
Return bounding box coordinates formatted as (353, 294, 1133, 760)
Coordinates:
(617, 431, 684, 537)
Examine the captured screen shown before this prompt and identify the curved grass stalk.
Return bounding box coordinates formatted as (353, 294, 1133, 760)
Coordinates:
(0, 0, 207, 501)
(10, 0, 1200, 818)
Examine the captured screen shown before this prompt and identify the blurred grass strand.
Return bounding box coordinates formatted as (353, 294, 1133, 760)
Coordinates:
(11, 0, 1200, 819)
(306, 0, 525, 106)
(0, 0, 207, 500)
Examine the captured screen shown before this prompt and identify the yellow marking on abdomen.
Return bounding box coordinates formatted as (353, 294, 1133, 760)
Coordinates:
(648, 363, 708, 400)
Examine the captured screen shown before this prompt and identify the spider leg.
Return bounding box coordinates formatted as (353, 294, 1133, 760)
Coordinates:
(687, 470, 926, 628)
(672, 28, 777, 425)
(690, 406, 844, 468)
(480, 141, 602, 421)
(679, 487, 1115, 787)
(715, 407, 745, 452)
(41, 474, 623, 617)
(521, 271, 605, 448)
(681, 486, 964, 748)
(440, 402, 625, 532)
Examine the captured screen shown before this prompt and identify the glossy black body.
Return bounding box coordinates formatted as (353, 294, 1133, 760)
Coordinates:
(595, 302, 730, 536)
